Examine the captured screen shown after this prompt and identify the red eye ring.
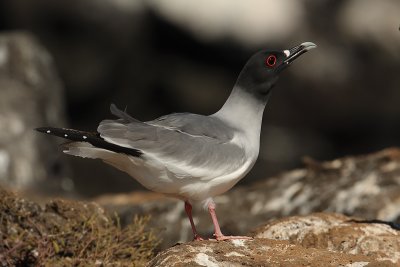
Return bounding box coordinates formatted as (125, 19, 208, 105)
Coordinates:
(265, 55, 277, 67)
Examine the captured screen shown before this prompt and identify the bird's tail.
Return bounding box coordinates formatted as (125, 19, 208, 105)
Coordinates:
(36, 127, 100, 143)
(35, 127, 142, 157)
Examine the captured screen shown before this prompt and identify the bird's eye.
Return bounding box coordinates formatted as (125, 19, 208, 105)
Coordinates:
(265, 55, 277, 67)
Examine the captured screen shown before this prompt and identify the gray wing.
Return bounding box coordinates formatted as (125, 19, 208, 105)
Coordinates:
(146, 112, 234, 142)
(98, 105, 246, 179)
(107, 104, 235, 143)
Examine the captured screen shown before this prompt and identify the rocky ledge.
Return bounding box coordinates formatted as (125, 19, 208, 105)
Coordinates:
(1, 148, 400, 266)
(150, 213, 399, 266)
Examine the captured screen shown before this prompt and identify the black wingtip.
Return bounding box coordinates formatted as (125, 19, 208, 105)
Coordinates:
(35, 126, 142, 157)
(35, 127, 96, 140)
(35, 127, 62, 135)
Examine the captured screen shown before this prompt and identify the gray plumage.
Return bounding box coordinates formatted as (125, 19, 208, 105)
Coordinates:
(99, 105, 246, 181)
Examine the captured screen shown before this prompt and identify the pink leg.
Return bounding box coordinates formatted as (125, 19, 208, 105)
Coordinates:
(207, 200, 253, 241)
(184, 201, 204, 241)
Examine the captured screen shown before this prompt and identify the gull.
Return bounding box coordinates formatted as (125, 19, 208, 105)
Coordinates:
(36, 42, 316, 241)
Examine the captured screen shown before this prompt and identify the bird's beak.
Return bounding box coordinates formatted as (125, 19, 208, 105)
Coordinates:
(283, 42, 317, 65)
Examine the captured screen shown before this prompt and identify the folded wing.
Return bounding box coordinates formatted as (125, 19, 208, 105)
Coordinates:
(98, 105, 246, 180)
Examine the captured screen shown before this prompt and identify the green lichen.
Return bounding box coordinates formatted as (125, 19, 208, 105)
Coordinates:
(0, 187, 160, 266)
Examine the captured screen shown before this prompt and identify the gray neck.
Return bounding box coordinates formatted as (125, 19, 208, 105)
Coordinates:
(213, 86, 269, 134)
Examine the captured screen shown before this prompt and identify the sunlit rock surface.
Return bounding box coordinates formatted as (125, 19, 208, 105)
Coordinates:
(254, 213, 400, 264)
(149, 219, 397, 266)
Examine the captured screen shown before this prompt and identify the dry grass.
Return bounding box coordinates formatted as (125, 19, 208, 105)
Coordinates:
(0, 187, 160, 266)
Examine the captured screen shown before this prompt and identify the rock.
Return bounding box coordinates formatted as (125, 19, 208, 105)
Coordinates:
(148, 238, 393, 267)
(149, 212, 399, 266)
(339, 0, 400, 56)
(96, 148, 400, 249)
(2, 186, 398, 266)
(4, 0, 146, 100)
(0, 32, 70, 193)
(254, 213, 400, 265)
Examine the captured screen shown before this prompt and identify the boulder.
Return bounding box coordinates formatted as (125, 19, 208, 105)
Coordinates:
(149, 213, 399, 266)
(0, 32, 70, 193)
(148, 238, 393, 267)
(254, 213, 400, 265)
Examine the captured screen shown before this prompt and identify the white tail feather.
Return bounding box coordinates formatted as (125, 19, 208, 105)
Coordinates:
(63, 142, 116, 159)
(63, 142, 137, 174)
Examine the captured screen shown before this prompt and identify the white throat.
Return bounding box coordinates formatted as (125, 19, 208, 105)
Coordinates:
(213, 86, 267, 135)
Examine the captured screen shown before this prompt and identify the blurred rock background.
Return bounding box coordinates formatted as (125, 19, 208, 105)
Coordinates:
(0, 0, 399, 197)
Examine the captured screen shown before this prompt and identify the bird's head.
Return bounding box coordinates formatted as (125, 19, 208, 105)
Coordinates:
(236, 42, 317, 99)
